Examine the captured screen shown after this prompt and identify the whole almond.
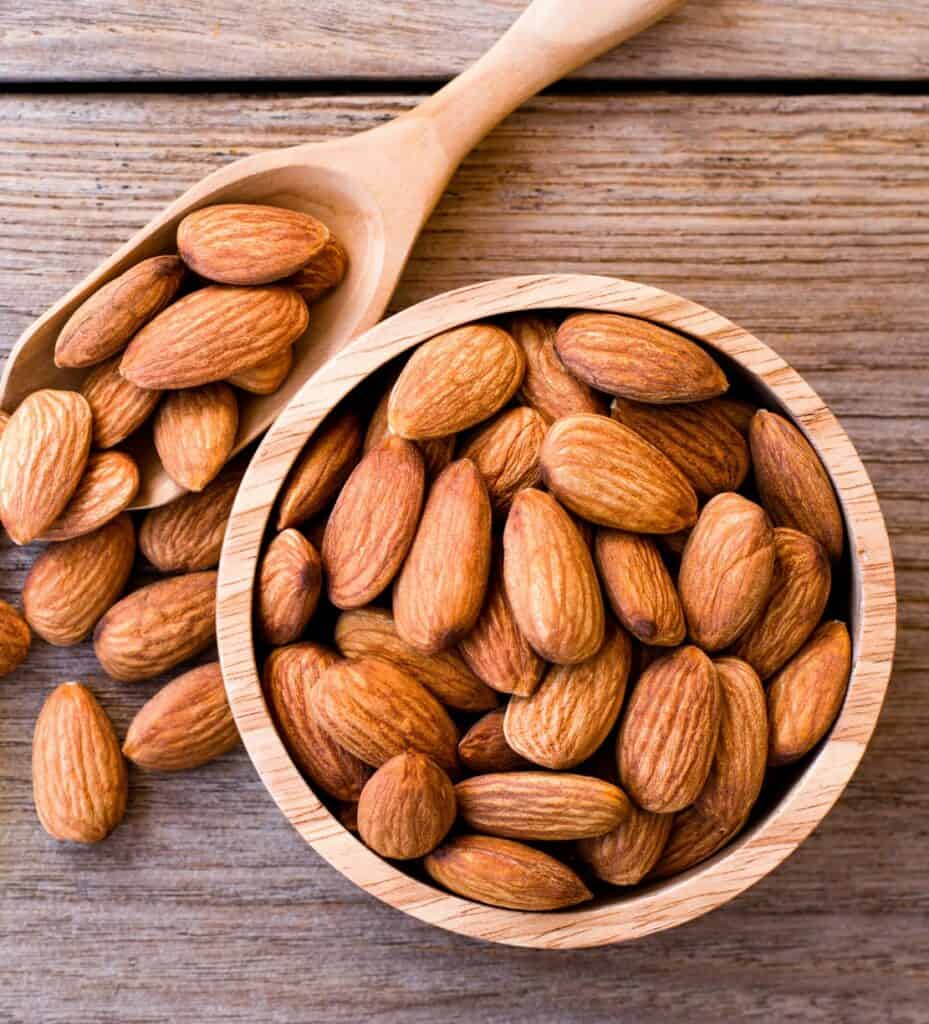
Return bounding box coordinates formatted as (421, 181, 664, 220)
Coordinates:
(94, 570, 217, 682)
(576, 804, 673, 886)
(322, 437, 424, 609)
(32, 683, 127, 843)
(540, 413, 698, 533)
(504, 626, 632, 770)
(122, 662, 239, 771)
(595, 529, 685, 646)
(767, 620, 851, 766)
(357, 752, 456, 860)
(153, 383, 239, 492)
(0, 600, 31, 678)
(555, 312, 728, 403)
(0, 389, 92, 544)
(263, 643, 372, 801)
(287, 235, 348, 303)
(257, 529, 322, 646)
(750, 410, 844, 560)
(388, 324, 525, 439)
(334, 608, 497, 712)
(679, 493, 776, 651)
(177, 203, 330, 285)
(40, 451, 139, 541)
(54, 255, 184, 368)
(502, 489, 604, 664)
(24, 514, 135, 646)
(364, 374, 455, 479)
(81, 354, 161, 448)
(227, 346, 293, 394)
(458, 406, 546, 512)
(618, 646, 721, 813)
(455, 771, 629, 841)
(458, 709, 532, 774)
(425, 834, 592, 911)
(394, 459, 492, 654)
(120, 285, 308, 389)
(734, 528, 831, 678)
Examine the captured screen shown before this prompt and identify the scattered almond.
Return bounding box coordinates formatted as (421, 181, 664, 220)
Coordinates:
(0, 600, 31, 678)
(40, 451, 139, 542)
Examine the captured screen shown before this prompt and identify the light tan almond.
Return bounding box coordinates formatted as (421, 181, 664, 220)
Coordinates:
(458, 406, 546, 512)
(81, 354, 161, 448)
(0, 600, 31, 678)
(257, 529, 321, 646)
(364, 373, 455, 479)
(576, 804, 673, 886)
(227, 346, 293, 394)
(153, 383, 238, 492)
(287, 235, 348, 303)
(458, 709, 532, 774)
(40, 451, 139, 541)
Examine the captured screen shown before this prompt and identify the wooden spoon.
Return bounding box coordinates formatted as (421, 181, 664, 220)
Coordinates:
(0, 0, 684, 508)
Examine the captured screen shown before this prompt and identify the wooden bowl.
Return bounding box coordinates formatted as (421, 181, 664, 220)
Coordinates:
(216, 274, 896, 948)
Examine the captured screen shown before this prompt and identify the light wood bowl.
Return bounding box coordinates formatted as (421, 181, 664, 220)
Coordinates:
(216, 274, 896, 948)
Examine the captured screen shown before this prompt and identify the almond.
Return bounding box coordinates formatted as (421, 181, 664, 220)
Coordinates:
(458, 406, 546, 512)
(287, 235, 348, 303)
(322, 437, 424, 609)
(263, 643, 372, 801)
(24, 514, 135, 646)
(257, 529, 322, 645)
(576, 804, 673, 886)
(0, 600, 31, 678)
(54, 255, 184, 368)
(424, 834, 592, 911)
(455, 771, 629, 841)
(120, 285, 308, 389)
(657, 527, 691, 561)
(357, 752, 456, 859)
(540, 413, 698, 533)
(618, 646, 721, 813)
(733, 528, 831, 678)
(679, 493, 776, 651)
(767, 620, 851, 766)
(334, 608, 497, 712)
(364, 375, 455, 480)
(122, 662, 239, 771)
(504, 625, 631, 770)
(177, 203, 329, 285)
(153, 383, 239, 492)
(0, 389, 92, 544)
(394, 459, 492, 654)
(388, 324, 525, 439)
(555, 312, 728, 403)
(227, 346, 293, 394)
(708, 396, 755, 436)
(40, 451, 139, 541)
(94, 570, 217, 682)
(458, 709, 532, 774)
(32, 683, 127, 843)
(338, 801, 359, 833)
(502, 489, 604, 664)
(81, 354, 161, 448)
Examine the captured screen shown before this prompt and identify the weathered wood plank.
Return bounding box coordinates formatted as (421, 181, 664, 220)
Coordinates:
(1, 91, 927, 1022)
(1, 1, 928, 83)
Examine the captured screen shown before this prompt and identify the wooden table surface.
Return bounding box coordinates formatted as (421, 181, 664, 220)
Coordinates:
(1, 4, 927, 1022)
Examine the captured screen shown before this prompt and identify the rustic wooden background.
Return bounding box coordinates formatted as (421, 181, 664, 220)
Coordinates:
(1, 3, 928, 1022)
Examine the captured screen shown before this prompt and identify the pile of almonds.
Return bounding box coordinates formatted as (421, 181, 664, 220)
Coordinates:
(258, 312, 852, 911)
(0, 203, 346, 843)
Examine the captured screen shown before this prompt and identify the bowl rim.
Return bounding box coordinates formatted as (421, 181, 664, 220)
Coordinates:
(216, 273, 897, 949)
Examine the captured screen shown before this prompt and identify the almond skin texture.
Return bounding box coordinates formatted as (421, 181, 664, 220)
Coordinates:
(0, 600, 31, 678)
(322, 437, 425, 609)
(81, 354, 161, 448)
(455, 771, 629, 841)
(576, 804, 673, 886)
(0, 389, 93, 544)
(120, 285, 308, 389)
(153, 383, 239, 492)
(679, 493, 776, 651)
(310, 657, 459, 776)
(555, 312, 728, 403)
(257, 529, 322, 646)
(458, 406, 546, 512)
(32, 683, 127, 843)
(750, 410, 844, 560)
(122, 663, 239, 771)
(510, 313, 607, 423)
(287, 236, 348, 303)
(767, 621, 851, 766)
(334, 608, 497, 713)
(610, 397, 750, 498)
(505, 626, 632, 770)
(54, 255, 184, 368)
(357, 752, 456, 859)
(425, 834, 592, 911)
(595, 530, 685, 647)
(227, 346, 293, 394)
(388, 324, 525, 440)
(177, 203, 329, 285)
(540, 413, 698, 533)
(734, 528, 832, 678)
(618, 646, 721, 813)
(263, 643, 372, 801)
(502, 489, 604, 665)
(394, 459, 492, 654)
(277, 406, 363, 529)
(458, 709, 532, 774)
(40, 451, 139, 542)
(24, 514, 135, 646)
(364, 375, 455, 480)
(94, 571, 217, 682)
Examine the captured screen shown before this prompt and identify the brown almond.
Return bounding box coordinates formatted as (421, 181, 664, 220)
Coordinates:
(227, 346, 293, 394)
(287, 235, 348, 303)
(81, 354, 161, 448)
(458, 406, 546, 512)
(576, 804, 673, 886)
(40, 451, 139, 542)
(458, 710, 532, 774)
(0, 600, 31, 678)
(338, 802, 359, 833)
(257, 529, 322, 646)
(364, 373, 455, 479)
(707, 396, 756, 436)
(153, 383, 238, 492)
